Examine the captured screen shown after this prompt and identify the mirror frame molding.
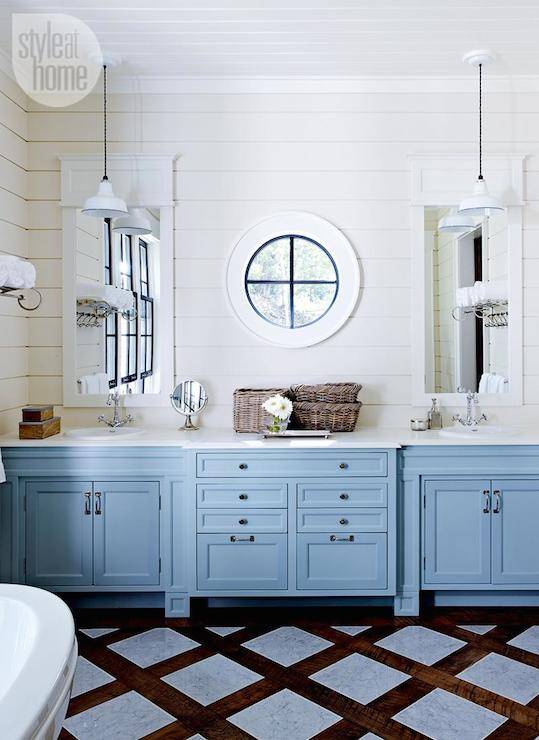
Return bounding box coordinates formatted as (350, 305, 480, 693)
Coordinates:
(410, 152, 525, 407)
(60, 153, 175, 407)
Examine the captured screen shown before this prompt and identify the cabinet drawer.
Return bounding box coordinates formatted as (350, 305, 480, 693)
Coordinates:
(197, 534, 287, 590)
(297, 508, 387, 533)
(197, 509, 287, 533)
(196, 452, 387, 478)
(297, 533, 387, 590)
(297, 480, 387, 508)
(197, 482, 287, 508)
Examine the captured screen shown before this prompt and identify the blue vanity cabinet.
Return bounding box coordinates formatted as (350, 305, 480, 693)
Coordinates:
(26, 480, 93, 586)
(423, 479, 491, 584)
(93, 481, 160, 586)
(491, 479, 539, 584)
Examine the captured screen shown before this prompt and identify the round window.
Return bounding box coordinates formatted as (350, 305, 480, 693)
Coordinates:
(226, 212, 360, 348)
(245, 235, 338, 328)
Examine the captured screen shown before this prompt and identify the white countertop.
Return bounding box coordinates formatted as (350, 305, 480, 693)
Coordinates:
(1, 426, 539, 448)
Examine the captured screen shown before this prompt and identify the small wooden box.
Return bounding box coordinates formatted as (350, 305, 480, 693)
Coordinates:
(22, 405, 54, 423)
(19, 416, 61, 439)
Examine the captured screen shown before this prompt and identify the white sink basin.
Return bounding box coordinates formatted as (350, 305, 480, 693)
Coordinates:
(64, 427, 144, 441)
(438, 425, 514, 440)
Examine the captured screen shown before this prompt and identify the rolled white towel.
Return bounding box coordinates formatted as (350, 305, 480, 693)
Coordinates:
(77, 282, 135, 313)
(0, 256, 36, 289)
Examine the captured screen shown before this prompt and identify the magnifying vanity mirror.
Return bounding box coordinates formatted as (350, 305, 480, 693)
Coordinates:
(170, 380, 208, 430)
(425, 206, 509, 395)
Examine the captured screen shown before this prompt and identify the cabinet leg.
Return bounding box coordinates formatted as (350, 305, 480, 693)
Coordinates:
(165, 592, 190, 618)
(394, 591, 419, 616)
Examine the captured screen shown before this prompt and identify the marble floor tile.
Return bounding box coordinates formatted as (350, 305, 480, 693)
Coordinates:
(228, 688, 341, 739)
(508, 626, 539, 655)
(108, 627, 200, 668)
(331, 626, 371, 636)
(79, 628, 119, 639)
(457, 625, 496, 635)
(71, 656, 115, 699)
(375, 625, 466, 665)
(457, 652, 539, 704)
(310, 652, 409, 704)
(393, 688, 506, 739)
(63, 690, 175, 739)
(162, 653, 262, 705)
(205, 626, 244, 637)
(242, 626, 333, 667)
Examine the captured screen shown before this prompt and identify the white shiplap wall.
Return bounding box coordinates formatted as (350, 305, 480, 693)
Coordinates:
(0, 68, 28, 434)
(20, 76, 539, 427)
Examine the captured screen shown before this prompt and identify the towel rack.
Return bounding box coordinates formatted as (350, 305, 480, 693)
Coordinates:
(76, 298, 137, 328)
(0, 286, 42, 311)
(451, 300, 508, 328)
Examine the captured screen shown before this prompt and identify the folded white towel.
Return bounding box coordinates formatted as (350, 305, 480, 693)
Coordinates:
(77, 281, 135, 313)
(0, 448, 5, 484)
(78, 372, 110, 395)
(486, 374, 499, 393)
(478, 374, 490, 394)
(0, 256, 36, 289)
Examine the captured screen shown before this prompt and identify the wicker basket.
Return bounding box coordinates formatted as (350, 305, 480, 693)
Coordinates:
(292, 401, 362, 432)
(233, 388, 290, 433)
(291, 383, 362, 403)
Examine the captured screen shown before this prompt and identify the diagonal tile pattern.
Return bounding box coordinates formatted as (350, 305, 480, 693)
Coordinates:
(63, 609, 539, 740)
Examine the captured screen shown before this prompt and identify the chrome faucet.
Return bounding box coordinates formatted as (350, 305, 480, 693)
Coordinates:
(98, 390, 133, 430)
(452, 390, 487, 428)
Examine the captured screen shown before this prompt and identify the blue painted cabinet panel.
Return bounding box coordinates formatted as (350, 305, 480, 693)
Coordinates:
(93, 481, 160, 586)
(297, 508, 387, 533)
(197, 509, 287, 533)
(424, 479, 491, 584)
(197, 482, 287, 508)
(26, 480, 93, 586)
(492, 480, 539, 584)
(197, 533, 287, 590)
(297, 533, 387, 590)
(297, 480, 387, 508)
(196, 452, 387, 478)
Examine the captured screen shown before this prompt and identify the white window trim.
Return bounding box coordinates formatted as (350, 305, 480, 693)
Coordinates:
(226, 211, 360, 348)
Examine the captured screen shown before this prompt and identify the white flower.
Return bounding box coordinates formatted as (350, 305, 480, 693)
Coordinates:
(262, 394, 293, 420)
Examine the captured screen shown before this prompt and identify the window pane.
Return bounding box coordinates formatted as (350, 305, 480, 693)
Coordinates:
(247, 283, 291, 327)
(294, 238, 336, 281)
(293, 283, 337, 327)
(247, 237, 290, 281)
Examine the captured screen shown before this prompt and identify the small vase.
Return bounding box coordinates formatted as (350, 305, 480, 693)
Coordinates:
(267, 415, 290, 435)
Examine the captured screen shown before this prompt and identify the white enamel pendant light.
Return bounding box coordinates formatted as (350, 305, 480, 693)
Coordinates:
(82, 58, 128, 218)
(458, 50, 504, 216)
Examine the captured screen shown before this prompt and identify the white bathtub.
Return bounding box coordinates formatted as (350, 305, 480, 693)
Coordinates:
(0, 585, 77, 740)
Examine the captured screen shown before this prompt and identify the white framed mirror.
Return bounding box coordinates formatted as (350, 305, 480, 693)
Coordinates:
(411, 154, 524, 407)
(60, 154, 175, 407)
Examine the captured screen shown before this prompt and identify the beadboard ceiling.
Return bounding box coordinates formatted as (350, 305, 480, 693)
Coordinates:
(2, 0, 539, 78)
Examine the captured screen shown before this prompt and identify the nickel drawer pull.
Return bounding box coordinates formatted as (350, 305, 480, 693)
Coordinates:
(339, 493, 349, 500)
(330, 534, 354, 542)
(230, 535, 255, 543)
(339, 518, 349, 525)
(95, 491, 102, 515)
(83, 491, 91, 515)
(239, 493, 248, 500)
(482, 489, 490, 514)
(339, 462, 348, 469)
(238, 518, 248, 525)
(493, 489, 501, 514)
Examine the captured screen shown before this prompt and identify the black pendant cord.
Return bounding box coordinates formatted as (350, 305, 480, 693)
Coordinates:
(103, 64, 108, 181)
(478, 62, 483, 181)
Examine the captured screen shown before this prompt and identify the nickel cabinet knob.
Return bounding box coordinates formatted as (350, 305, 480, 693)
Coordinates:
(339, 518, 349, 525)
(239, 463, 248, 470)
(239, 518, 248, 525)
(339, 493, 349, 500)
(339, 462, 348, 469)
(239, 493, 248, 500)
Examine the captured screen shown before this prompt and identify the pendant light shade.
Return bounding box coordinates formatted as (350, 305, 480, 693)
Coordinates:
(458, 177, 504, 216)
(458, 50, 504, 217)
(82, 64, 128, 219)
(113, 208, 152, 236)
(438, 212, 476, 233)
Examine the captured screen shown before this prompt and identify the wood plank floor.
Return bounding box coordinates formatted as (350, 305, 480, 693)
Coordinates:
(59, 602, 539, 739)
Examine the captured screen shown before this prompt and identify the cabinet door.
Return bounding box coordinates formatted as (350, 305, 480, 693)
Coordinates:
(197, 534, 287, 590)
(492, 480, 539, 584)
(424, 479, 491, 584)
(26, 480, 93, 586)
(93, 481, 160, 586)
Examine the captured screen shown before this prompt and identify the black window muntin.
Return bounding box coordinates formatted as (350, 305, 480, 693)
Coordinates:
(244, 234, 339, 329)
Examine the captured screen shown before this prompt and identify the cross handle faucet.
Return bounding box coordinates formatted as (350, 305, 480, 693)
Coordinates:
(452, 390, 487, 428)
(98, 390, 133, 429)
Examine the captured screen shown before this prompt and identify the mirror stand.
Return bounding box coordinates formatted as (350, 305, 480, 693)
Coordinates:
(179, 413, 199, 431)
